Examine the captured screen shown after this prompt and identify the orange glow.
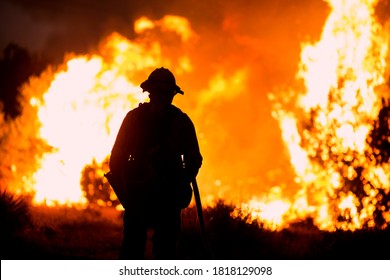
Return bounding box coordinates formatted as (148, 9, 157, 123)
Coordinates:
(16, 16, 198, 207)
(31, 55, 145, 206)
(4, 0, 390, 232)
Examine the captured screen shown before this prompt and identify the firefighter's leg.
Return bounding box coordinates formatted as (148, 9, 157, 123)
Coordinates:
(152, 208, 181, 259)
(119, 210, 148, 259)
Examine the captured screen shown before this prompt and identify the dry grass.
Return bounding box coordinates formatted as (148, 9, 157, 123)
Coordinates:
(1, 195, 390, 260)
(2, 203, 123, 259)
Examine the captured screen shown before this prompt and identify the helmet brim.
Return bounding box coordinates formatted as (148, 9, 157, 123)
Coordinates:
(140, 79, 184, 95)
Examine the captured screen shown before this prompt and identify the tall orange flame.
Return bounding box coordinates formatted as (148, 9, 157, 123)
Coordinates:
(264, 0, 390, 230)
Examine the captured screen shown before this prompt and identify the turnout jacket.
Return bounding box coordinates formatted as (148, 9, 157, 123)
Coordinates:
(109, 102, 202, 187)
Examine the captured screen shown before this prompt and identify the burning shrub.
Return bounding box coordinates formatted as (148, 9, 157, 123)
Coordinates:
(298, 95, 390, 230)
(369, 98, 390, 164)
(80, 159, 120, 208)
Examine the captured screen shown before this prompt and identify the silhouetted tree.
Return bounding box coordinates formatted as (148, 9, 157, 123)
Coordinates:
(369, 97, 390, 164)
(0, 43, 48, 119)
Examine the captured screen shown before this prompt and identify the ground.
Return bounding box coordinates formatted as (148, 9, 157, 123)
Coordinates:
(2, 201, 390, 260)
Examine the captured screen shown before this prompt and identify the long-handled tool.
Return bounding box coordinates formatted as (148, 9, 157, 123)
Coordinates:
(191, 178, 213, 259)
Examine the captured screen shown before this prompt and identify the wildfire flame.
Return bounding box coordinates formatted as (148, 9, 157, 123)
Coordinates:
(21, 16, 191, 206)
(3, 1, 390, 231)
(263, 0, 390, 231)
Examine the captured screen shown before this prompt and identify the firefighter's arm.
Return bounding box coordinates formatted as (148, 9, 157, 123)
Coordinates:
(109, 112, 133, 173)
(182, 115, 203, 180)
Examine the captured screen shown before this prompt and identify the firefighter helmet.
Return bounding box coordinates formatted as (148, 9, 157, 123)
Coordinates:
(140, 67, 184, 95)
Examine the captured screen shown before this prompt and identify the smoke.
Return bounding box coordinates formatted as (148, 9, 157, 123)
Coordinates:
(0, 0, 329, 59)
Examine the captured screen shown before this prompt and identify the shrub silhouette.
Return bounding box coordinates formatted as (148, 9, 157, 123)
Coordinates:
(0, 188, 30, 240)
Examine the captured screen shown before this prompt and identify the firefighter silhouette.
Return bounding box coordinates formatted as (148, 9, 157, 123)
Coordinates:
(109, 67, 202, 259)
